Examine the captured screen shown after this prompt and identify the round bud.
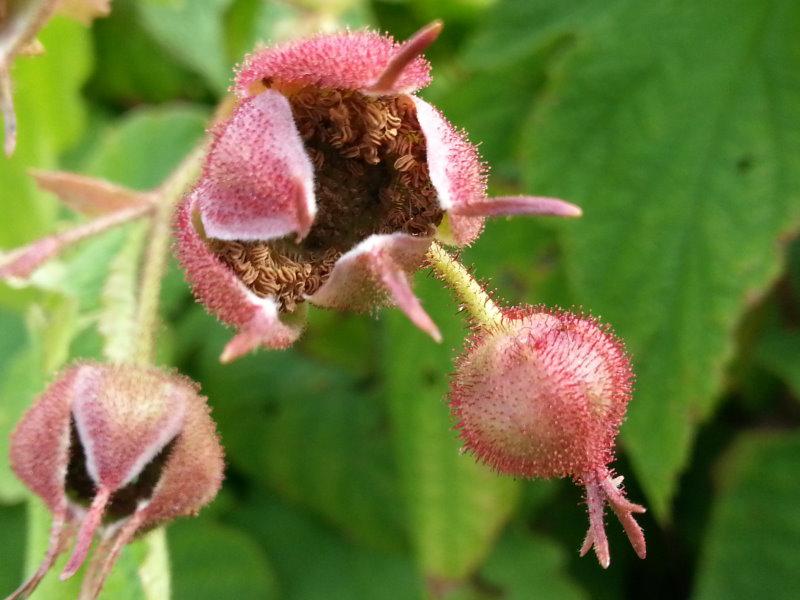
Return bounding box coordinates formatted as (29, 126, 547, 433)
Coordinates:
(450, 306, 633, 480)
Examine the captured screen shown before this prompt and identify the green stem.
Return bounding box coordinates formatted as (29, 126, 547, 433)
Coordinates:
(426, 241, 506, 332)
(130, 146, 205, 366)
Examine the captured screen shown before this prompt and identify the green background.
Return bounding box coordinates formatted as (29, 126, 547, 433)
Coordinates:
(1, 0, 799, 598)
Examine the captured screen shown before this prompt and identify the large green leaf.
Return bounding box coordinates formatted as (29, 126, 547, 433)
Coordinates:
(382, 276, 519, 581)
(88, 0, 213, 105)
(135, 0, 235, 94)
(183, 308, 407, 551)
(478, 526, 587, 600)
(0, 17, 92, 247)
(755, 327, 800, 405)
(226, 493, 423, 600)
(475, 0, 800, 518)
(169, 518, 279, 600)
(0, 503, 25, 595)
(694, 431, 800, 599)
(82, 104, 208, 189)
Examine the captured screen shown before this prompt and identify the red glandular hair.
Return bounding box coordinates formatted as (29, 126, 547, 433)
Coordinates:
(450, 306, 634, 481)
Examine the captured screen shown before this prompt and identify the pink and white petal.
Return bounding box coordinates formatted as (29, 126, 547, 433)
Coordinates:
(198, 90, 316, 242)
(175, 193, 303, 361)
(309, 233, 440, 341)
(450, 196, 582, 218)
(235, 31, 431, 97)
(411, 97, 487, 246)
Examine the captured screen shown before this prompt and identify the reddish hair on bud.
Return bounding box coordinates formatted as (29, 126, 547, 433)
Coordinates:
(4, 362, 224, 600)
(449, 305, 646, 568)
(451, 306, 632, 479)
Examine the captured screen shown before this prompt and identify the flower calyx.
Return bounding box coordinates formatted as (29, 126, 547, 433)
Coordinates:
(4, 362, 224, 600)
(177, 21, 581, 361)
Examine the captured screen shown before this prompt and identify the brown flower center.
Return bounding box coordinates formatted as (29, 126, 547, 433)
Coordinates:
(212, 86, 443, 312)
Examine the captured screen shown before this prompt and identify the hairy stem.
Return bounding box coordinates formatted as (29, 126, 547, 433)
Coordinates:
(130, 145, 205, 366)
(426, 241, 505, 331)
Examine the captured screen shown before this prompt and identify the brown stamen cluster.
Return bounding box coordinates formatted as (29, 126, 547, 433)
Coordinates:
(213, 86, 443, 312)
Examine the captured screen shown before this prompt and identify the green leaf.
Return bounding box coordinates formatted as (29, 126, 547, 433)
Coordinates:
(135, 0, 235, 94)
(512, 0, 800, 517)
(479, 526, 587, 600)
(0, 503, 25, 595)
(88, 0, 213, 105)
(226, 493, 423, 600)
(694, 430, 800, 600)
(184, 309, 407, 551)
(382, 276, 519, 580)
(0, 16, 92, 247)
(169, 519, 279, 600)
(755, 327, 800, 404)
(0, 343, 42, 502)
(82, 104, 208, 190)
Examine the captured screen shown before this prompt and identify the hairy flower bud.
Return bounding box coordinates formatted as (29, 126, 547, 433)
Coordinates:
(4, 362, 224, 600)
(175, 22, 581, 362)
(450, 306, 645, 568)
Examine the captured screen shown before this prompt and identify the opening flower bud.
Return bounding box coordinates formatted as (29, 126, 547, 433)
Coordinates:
(175, 23, 581, 361)
(449, 306, 645, 568)
(5, 362, 224, 600)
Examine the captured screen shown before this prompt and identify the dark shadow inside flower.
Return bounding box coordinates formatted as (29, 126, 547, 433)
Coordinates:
(64, 418, 178, 523)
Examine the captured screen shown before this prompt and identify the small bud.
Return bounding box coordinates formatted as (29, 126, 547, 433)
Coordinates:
(449, 306, 645, 568)
(5, 362, 224, 600)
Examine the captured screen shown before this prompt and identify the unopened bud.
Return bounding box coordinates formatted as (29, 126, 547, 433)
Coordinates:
(5, 362, 224, 600)
(450, 306, 645, 568)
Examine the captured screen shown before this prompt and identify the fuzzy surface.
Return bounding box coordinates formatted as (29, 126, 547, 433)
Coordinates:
(198, 90, 316, 243)
(174, 189, 303, 359)
(450, 306, 634, 479)
(235, 30, 432, 97)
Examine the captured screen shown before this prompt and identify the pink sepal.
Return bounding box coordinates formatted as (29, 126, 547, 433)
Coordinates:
(60, 486, 111, 580)
(580, 468, 646, 568)
(30, 169, 155, 216)
(0, 204, 152, 280)
(175, 192, 303, 361)
(198, 90, 316, 242)
(411, 97, 487, 246)
(310, 233, 440, 341)
(451, 196, 582, 219)
(69, 365, 187, 490)
(9, 367, 78, 512)
(235, 30, 432, 97)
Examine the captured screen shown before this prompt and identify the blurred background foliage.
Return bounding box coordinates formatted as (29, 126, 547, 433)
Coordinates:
(1, 0, 799, 598)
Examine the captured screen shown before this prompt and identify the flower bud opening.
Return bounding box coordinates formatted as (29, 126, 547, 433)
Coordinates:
(211, 87, 443, 312)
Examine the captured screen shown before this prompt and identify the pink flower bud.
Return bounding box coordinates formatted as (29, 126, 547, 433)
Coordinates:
(5, 362, 224, 600)
(449, 306, 645, 568)
(175, 23, 581, 361)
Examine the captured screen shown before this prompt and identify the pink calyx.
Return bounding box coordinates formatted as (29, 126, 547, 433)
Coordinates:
(580, 468, 647, 568)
